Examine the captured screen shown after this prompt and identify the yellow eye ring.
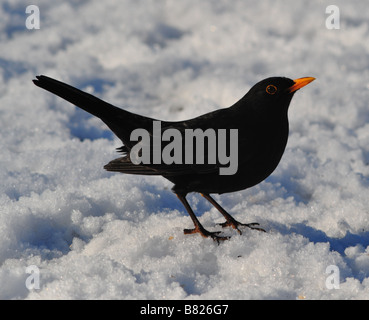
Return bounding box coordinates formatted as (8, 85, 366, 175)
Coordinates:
(266, 85, 277, 95)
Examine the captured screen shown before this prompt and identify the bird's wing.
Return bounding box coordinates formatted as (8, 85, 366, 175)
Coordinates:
(103, 155, 219, 176)
(104, 122, 222, 176)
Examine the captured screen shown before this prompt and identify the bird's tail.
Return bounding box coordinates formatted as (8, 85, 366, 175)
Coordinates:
(33, 75, 156, 147)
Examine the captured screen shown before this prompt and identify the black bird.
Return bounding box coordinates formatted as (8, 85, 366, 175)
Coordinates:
(33, 75, 315, 241)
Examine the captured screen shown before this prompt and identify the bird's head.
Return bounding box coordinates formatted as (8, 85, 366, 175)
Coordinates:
(243, 76, 315, 115)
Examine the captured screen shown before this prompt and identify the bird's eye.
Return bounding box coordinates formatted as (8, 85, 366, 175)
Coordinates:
(266, 85, 277, 95)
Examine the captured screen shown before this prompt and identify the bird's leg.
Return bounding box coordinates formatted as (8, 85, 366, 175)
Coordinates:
(175, 193, 229, 242)
(200, 193, 266, 234)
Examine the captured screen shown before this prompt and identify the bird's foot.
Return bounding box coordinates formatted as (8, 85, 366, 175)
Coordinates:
(184, 226, 230, 242)
(218, 220, 266, 234)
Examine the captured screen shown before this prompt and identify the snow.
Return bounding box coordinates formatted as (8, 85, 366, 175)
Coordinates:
(1, 0, 369, 300)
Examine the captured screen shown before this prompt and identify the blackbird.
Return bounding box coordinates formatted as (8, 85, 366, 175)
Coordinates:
(33, 75, 315, 241)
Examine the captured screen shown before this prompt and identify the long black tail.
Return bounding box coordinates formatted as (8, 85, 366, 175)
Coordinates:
(33, 75, 156, 147)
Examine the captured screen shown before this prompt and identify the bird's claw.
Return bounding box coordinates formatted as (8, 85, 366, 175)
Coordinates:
(183, 227, 230, 242)
(217, 220, 266, 234)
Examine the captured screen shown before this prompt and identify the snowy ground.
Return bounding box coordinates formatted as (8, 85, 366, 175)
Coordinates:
(1, 0, 369, 299)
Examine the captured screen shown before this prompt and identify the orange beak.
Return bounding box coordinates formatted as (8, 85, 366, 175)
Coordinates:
(288, 77, 315, 93)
